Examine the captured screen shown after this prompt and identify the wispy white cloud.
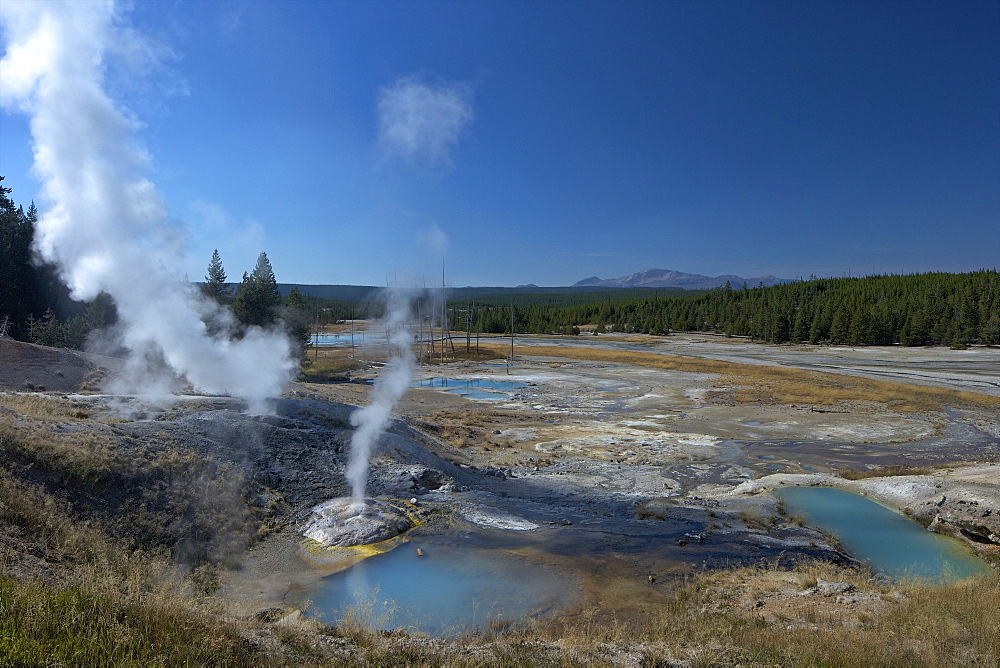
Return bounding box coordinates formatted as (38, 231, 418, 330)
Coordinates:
(218, 4, 245, 40)
(377, 76, 473, 167)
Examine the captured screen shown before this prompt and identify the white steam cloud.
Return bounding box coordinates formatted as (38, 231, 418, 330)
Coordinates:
(377, 77, 473, 167)
(0, 1, 295, 412)
(346, 289, 415, 510)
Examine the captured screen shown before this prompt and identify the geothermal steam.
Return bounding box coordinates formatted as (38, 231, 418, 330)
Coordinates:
(346, 289, 415, 510)
(0, 2, 295, 412)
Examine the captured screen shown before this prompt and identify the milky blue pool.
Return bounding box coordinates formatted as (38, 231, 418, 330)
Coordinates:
(288, 540, 574, 635)
(310, 331, 388, 347)
(412, 377, 527, 400)
(774, 486, 991, 581)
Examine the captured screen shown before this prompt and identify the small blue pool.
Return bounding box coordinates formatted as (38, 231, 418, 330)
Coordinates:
(412, 377, 527, 400)
(288, 541, 574, 635)
(775, 486, 991, 582)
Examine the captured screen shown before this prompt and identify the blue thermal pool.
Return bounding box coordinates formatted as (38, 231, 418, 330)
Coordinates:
(774, 486, 991, 581)
(288, 541, 575, 635)
(412, 377, 527, 400)
(311, 331, 388, 347)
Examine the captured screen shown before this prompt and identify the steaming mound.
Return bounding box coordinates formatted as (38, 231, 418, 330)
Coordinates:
(0, 339, 118, 392)
(302, 498, 413, 547)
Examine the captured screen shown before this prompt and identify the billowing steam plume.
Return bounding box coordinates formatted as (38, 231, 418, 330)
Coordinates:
(0, 2, 295, 412)
(346, 289, 415, 510)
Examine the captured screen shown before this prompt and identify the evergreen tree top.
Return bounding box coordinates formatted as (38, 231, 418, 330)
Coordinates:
(205, 249, 227, 283)
(202, 248, 230, 302)
(250, 252, 278, 288)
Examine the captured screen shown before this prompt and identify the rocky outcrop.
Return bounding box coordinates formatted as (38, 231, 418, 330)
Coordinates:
(302, 498, 413, 547)
(730, 468, 1000, 556)
(798, 577, 854, 597)
(922, 497, 1000, 546)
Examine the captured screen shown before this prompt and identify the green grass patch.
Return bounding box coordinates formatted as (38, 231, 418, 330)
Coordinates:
(0, 578, 257, 666)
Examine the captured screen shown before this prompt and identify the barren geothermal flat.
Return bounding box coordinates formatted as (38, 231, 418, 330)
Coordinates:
(289, 333, 999, 624)
(2, 334, 998, 660)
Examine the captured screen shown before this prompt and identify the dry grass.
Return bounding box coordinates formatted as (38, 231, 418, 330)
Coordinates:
(300, 348, 366, 382)
(0, 412, 266, 566)
(0, 393, 92, 419)
(513, 561, 1000, 666)
(299, 338, 500, 380)
(0, 417, 114, 486)
(0, 467, 110, 566)
(483, 343, 1000, 412)
(0, 576, 262, 666)
(0, 430, 315, 665)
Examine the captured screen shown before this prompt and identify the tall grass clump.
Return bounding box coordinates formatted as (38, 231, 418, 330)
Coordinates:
(0, 577, 258, 666)
(0, 393, 92, 419)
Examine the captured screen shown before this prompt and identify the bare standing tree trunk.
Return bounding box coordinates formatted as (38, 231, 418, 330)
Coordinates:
(466, 302, 472, 353)
(313, 310, 319, 363)
(508, 304, 514, 374)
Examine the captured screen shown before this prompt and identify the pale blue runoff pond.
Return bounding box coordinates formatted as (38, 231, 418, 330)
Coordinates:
(310, 333, 354, 347)
(310, 331, 389, 347)
(413, 377, 527, 400)
(289, 541, 573, 636)
(774, 486, 991, 582)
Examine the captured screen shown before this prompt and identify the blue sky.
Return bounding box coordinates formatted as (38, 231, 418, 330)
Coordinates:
(2, 0, 997, 287)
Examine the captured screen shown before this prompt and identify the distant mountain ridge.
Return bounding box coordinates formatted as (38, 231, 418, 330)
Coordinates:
(573, 268, 788, 290)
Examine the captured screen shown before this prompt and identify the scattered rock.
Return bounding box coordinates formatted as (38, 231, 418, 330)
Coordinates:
(799, 578, 854, 597)
(253, 607, 285, 623)
(836, 593, 881, 605)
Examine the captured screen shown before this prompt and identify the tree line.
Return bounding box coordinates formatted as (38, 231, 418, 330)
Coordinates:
(202, 248, 311, 352)
(0, 176, 103, 346)
(1, 179, 308, 353)
(455, 271, 1000, 348)
(7, 177, 996, 351)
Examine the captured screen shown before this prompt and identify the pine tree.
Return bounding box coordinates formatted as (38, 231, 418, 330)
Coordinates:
(283, 287, 311, 357)
(202, 249, 230, 303)
(232, 252, 282, 328)
(251, 252, 280, 304)
(0, 179, 47, 337)
(983, 314, 1000, 347)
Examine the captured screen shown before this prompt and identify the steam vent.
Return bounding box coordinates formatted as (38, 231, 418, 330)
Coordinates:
(302, 498, 412, 548)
